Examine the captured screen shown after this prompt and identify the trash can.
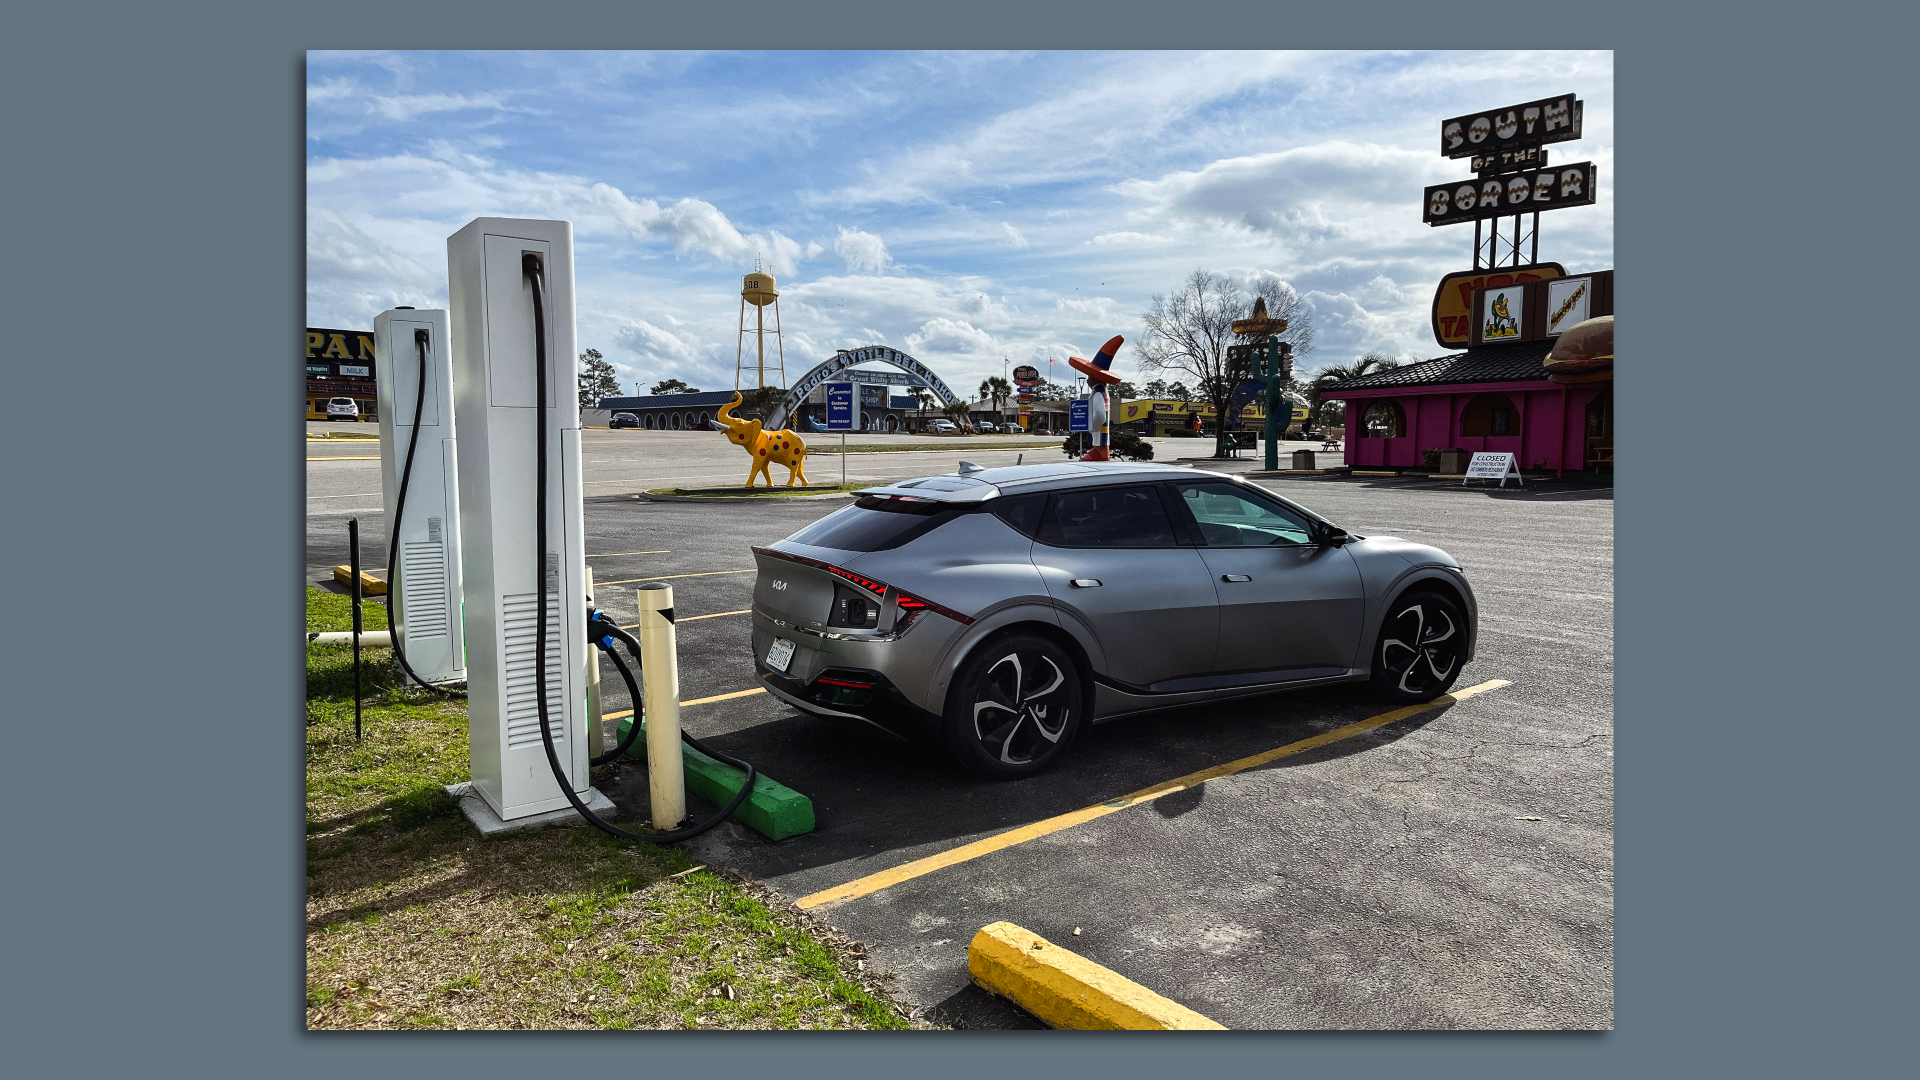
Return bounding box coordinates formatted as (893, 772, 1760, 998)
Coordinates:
(1291, 449, 1316, 470)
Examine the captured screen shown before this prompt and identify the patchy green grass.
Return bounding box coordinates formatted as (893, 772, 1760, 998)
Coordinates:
(304, 586, 918, 1030)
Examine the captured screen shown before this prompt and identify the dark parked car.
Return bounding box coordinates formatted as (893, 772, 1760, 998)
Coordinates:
(610, 412, 640, 428)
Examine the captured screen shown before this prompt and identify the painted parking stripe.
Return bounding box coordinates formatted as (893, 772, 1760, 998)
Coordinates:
(598, 686, 767, 722)
(588, 550, 671, 557)
(615, 609, 749, 630)
(796, 678, 1513, 910)
(307, 455, 381, 460)
(597, 569, 754, 586)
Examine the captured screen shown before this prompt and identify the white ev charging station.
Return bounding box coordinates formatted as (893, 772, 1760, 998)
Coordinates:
(447, 218, 600, 823)
(373, 307, 466, 687)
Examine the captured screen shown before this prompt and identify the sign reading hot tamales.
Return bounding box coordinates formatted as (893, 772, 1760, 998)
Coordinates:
(1430, 264, 1564, 348)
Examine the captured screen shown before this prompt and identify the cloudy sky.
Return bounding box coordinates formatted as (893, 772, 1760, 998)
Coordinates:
(307, 50, 1612, 396)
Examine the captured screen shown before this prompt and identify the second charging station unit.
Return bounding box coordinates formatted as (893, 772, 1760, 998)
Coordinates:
(361, 216, 783, 840)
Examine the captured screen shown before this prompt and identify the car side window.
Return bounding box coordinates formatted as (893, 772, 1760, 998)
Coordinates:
(1173, 481, 1315, 546)
(990, 493, 1048, 539)
(1036, 485, 1179, 548)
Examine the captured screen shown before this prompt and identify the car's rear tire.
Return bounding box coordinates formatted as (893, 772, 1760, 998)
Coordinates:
(1371, 590, 1468, 704)
(943, 633, 1084, 778)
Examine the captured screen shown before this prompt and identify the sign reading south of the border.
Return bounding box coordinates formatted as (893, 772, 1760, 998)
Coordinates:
(1423, 162, 1597, 226)
(1440, 95, 1582, 159)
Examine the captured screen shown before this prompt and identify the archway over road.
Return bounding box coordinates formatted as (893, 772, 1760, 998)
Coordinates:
(766, 346, 962, 430)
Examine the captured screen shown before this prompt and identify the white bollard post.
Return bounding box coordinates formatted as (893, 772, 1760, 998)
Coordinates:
(585, 567, 605, 755)
(635, 582, 685, 830)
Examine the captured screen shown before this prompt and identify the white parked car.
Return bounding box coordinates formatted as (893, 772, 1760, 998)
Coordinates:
(927, 419, 959, 434)
(326, 396, 362, 421)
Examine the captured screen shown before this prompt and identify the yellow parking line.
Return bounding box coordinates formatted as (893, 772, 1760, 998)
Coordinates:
(796, 678, 1513, 910)
(597, 569, 754, 586)
(598, 686, 767, 722)
(615, 609, 749, 630)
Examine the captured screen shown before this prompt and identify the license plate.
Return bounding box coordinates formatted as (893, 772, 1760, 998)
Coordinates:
(765, 638, 796, 673)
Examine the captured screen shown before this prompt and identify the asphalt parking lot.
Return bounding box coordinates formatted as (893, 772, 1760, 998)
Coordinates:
(307, 430, 1612, 1029)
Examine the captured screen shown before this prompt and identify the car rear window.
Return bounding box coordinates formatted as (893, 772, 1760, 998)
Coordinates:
(1035, 485, 1178, 548)
(785, 497, 958, 552)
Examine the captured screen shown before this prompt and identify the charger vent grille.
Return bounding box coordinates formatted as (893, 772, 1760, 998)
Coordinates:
(501, 592, 565, 748)
(399, 540, 448, 638)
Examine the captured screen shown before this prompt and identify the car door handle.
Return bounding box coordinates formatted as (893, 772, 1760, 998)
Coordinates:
(1221, 574, 1252, 582)
(1069, 578, 1102, 588)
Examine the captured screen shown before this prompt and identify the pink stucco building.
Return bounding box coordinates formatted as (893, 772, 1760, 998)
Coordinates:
(1320, 339, 1613, 475)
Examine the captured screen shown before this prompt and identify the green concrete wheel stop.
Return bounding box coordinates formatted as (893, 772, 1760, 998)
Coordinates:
(616, 716, 815, 840)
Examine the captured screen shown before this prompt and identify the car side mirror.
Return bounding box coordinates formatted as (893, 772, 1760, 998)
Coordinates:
(1320, 526, 1350, 546)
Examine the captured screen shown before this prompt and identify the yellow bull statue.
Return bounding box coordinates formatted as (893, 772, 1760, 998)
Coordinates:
(716, 393, 811, 487)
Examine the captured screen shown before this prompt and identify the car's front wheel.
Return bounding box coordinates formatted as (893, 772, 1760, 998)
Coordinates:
(943, 633, 1084, 778)
(1370, 590, 1468, 704)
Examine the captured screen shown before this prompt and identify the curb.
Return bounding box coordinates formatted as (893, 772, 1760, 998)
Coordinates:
(615, 716, 816, 840)
(967, 922, 1227, 1030)
(637, 492, 859, 504)
(332, 565, 387, 595)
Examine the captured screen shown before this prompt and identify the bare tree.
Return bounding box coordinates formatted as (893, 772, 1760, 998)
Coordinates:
(1139, 269, 1316, 457)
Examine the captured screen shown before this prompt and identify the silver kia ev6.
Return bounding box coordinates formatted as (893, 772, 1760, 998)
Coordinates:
(751, 462, 1477, 777)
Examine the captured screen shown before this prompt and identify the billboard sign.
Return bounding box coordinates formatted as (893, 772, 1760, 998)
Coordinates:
(1429, 264, 1565, 348)
(1069, 399, 1090, 432)
(1423, 162, 1597, 226)
(1466, 270, 1613, 347)
(1546, 277, 1594, 336)
(1011, 364, 1041, 388)
(1479, 284, 1528, 342)
(825, 383, 858, 431)
(1440, 95, 1582, 159)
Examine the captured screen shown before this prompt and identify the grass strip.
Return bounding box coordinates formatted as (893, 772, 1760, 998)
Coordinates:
(305, 586, 916, 1030)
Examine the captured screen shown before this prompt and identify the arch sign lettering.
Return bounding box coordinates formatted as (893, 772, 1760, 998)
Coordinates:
(768, 346, 961, 430)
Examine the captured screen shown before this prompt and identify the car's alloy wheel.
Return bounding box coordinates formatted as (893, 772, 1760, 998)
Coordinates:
(1371, 590, 1467, 703)
(945, 634, 1082, 777)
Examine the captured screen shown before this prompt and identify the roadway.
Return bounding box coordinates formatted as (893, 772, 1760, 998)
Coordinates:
(305, 423, 1612, 1029)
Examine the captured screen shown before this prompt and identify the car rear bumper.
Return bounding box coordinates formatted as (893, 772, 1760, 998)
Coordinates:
(755, 657, 943, 742)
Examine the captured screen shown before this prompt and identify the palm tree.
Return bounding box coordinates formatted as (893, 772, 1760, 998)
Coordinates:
(910, 387, 935, 431)
(1303, 352, 1402, 431)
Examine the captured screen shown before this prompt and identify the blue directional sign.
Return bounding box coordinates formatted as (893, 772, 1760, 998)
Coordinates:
(1068, 398, 1090, 432)
(825, 382, 858, 431)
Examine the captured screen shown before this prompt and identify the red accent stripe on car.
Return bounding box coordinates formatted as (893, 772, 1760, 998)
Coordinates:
(751, 546, 975, 626)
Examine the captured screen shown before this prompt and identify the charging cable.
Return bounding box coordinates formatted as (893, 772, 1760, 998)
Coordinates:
(525, 254, 757, 842)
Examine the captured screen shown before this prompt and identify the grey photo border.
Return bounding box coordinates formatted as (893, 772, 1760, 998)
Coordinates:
(9, 0, 1907, 1076)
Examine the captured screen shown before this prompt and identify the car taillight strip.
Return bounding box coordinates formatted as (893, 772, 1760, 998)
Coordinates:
(751, 546, 975, 626)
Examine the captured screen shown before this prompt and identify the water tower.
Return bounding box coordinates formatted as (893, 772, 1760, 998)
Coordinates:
(734, 266, 786, 391)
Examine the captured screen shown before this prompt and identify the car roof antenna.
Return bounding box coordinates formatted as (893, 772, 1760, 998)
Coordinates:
(957, 460, 984, 474)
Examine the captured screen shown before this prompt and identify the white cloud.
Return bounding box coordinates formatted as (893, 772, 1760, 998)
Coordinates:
(612, 319, 703, 365)
(1001, 222, 1028, 248)
(905, 318, 997, 356)
(834, 227, 889, 274)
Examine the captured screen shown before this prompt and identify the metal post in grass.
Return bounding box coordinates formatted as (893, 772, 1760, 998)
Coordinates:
(349, 517, 362, 742)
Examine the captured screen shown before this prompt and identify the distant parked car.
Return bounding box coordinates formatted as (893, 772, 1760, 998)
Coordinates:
(610, 412, 640, 428)
(927, 419, 959, 435)
(326, 396, 361, 422)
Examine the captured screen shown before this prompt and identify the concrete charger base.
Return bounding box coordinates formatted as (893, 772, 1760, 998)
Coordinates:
(445, 781, 619, 838)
